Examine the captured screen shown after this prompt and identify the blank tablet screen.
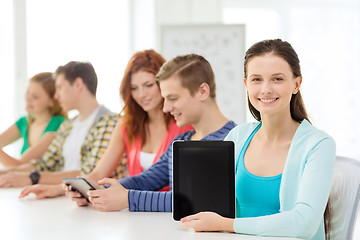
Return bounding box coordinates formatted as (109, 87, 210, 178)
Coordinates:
(172, 141, 235, 221)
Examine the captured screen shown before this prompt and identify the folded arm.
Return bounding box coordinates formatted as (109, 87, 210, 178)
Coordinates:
(0, 132, 56, 167)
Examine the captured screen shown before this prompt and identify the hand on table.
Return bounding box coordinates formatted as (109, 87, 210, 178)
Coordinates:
(19, 184, 64, 199)
(181, 212, 235, 233)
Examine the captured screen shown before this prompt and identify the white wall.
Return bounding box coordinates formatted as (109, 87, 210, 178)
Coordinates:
(153, 0, 360, 160)
(154, 0, 247, 124)
(13, 0, 27, 119)
(3, 0, 360, 160)
(0, 0, 18, 157)
(222, 0, 360, 160)
(155, 0, 223, 49)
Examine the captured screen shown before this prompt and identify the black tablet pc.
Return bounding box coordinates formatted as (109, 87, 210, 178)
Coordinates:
(62, 177, 96, 201)
(172, 140, 235, 221)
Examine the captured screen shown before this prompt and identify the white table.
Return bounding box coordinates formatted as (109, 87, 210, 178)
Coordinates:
(0, 188, 302, 240)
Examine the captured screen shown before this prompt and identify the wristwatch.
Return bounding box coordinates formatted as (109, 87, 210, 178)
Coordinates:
(29, 170, 40, 185)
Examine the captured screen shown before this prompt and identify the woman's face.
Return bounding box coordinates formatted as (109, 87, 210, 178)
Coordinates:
(245, 54, 301, 118)
(25, 81, 53, 115)
(130, 70, 163, 112)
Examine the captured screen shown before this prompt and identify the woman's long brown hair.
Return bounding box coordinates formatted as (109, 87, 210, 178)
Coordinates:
(119, 49, 172, 146)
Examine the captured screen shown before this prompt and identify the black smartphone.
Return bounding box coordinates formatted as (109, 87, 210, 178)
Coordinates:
(62, 177, 96, 201)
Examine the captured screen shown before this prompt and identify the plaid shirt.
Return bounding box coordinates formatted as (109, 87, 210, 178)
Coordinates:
(30, 105, 127, 179)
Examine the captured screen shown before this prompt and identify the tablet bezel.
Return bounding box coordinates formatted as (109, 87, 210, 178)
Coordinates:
(172, 140, 235, 221)
(62, 177, 96, 201)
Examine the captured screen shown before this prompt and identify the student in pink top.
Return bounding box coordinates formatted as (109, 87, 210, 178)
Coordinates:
(117, 50, 193, 181)
(121, 119, 189, 177)
(20, 49, 192, 199)
(90, 49, 192, 182)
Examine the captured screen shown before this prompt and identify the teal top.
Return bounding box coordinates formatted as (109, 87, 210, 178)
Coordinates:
(225, 120, 336, 240)
(15, 115, 65, 154)
(236, 123, 281, 218)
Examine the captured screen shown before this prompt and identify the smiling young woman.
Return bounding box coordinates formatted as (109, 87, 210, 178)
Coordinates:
(181, 39, 335, 240)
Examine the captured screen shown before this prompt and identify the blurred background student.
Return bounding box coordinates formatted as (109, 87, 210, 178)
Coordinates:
(19, 49, 192, 199)
(0, 61, 120, 188)
(87, 49, 192, 183)
(0, 72, 66, 167)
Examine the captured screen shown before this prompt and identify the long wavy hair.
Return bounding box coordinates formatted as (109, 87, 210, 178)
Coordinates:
(28, 72, 67, 124)
(120, 49, 171, 146)
(244, 39, 309, 123)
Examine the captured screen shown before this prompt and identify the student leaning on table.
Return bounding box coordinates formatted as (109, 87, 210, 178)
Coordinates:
(0, 61, 125, 187)
(63, 54, 236, 212)
(19, 49, 192, 198)
(0, 72, 66, 167)
(181, 39, 336, 240)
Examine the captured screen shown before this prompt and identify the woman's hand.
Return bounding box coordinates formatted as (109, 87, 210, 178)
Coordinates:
(19, 184, 64, 199)
(181, 212, 235, 232)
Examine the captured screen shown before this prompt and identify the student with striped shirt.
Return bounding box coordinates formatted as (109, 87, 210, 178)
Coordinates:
(65, 54, 237, 212)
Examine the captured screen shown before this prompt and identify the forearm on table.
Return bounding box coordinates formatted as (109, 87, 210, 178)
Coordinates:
(52, 183, 66, 196)
(87, 169, 106, 182)
(219, 217, 235, 232)
(39, 170, 80, 185)
(5, 163, 36, 172)
(0, 149, 21, 166)
(128, 190, 172, 212)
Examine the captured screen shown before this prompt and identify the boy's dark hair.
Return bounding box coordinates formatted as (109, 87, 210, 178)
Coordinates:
(55, 61, 97, 96)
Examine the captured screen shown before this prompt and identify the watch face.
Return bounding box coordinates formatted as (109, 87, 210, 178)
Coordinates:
(30, 171, 40, 185)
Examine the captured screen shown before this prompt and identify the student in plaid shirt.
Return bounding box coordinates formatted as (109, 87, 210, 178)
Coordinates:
(19, 50, 192, 199)
(0, 61, 126, 188)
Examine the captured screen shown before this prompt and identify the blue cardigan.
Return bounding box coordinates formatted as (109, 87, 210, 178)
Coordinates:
(225, 120, 336, 240)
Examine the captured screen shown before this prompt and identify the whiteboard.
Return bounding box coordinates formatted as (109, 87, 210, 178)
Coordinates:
(160, 24, 246, 124)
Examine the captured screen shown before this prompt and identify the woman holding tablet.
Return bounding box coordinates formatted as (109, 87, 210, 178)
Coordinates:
(181, 39, 335, 240)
